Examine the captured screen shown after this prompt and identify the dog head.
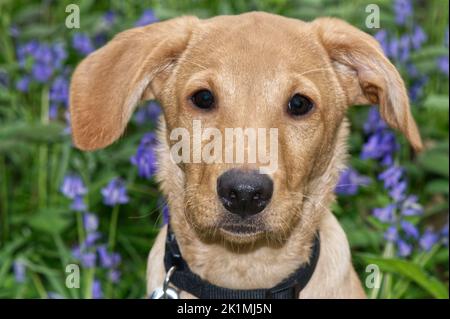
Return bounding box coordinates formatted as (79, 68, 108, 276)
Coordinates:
(70, 12, 422, 245)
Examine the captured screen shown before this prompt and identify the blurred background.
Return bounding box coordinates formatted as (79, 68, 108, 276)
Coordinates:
(0, 0, 448, 299)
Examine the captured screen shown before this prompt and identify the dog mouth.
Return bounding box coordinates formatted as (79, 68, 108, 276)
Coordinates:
(219, 223, 264, 236)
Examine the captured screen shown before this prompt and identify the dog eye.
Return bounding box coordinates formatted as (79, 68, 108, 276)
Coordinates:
(191, 89, 215, 110)
(287, 94, 314, 116)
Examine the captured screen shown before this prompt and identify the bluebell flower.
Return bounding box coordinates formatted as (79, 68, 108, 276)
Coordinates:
(85, 232, 101, 247)
(103, 10, 116, 26)
(437, 56, 449, 76)
(401, 195, 423, 216)
(109, 269, 121, 283)
(134, 101, 161, 125)
(135, 9, 158, 27)
(400, 221, 419, 239)
(83, 213, 99, 233)
(72, 33, 94, 55)
(335, 168, 371, 195)
(13, 260, 26, 283)
(419, 229, 439, 251)
(363, 107, 387, 134)
(16, 76, 30, 92)
(374, 30, 389, 55)
(98, 245, 121, 268)
(92, 279, 103, 299)
(373, 204, 396, 223)
(70, 195, 87, 212)
(393, 0, 413, 26)
(162, 204, 170, 225)
(61, 174, 87, 199)
(101, 178, 129, 206)
(49, 76, 69, 105)
(384, 226, 398, 242)
(361, 131, 398, 165)
(409, 76, 428, 101)
(411, 26, 427, 50)
(131, 133, 158, 179)
(389, 181, 407, 202)
(378, 166, 403, 189)
(398, 35, 411, 62)
(397, 239, 412, 257)
(72, 248, 96, 268)
(31, 62, 53, 82)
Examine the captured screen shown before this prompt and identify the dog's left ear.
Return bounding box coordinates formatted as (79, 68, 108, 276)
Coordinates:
(312, 18, 423, 152)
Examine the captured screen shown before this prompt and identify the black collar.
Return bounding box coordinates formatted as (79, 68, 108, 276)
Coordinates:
(163, 225, 320, 299)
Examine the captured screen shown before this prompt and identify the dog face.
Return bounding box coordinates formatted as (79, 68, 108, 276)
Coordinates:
(70, 12, 422, 245)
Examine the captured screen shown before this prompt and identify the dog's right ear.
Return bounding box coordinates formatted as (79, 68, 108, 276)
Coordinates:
(69, 16, 198, 151)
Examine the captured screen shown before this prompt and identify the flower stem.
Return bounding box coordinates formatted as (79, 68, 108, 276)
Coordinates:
(38, 87, 49, 208)
(108, 205, 120, 251)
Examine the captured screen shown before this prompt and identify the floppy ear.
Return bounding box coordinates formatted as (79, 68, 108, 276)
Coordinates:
(312, 17, 423, 152)
(69, 16, 198, 150)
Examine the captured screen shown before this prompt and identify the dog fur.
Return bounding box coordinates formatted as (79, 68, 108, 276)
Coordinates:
(69, 12, 422, 299)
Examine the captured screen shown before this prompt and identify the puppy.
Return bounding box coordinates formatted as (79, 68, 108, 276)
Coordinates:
(69, 12, 422, 298)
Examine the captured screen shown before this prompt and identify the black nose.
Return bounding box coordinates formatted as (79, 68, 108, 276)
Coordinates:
(217, 169, 273, 218)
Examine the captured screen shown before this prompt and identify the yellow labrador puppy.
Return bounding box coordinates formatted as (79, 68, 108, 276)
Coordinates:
(69, 12, 422, 298)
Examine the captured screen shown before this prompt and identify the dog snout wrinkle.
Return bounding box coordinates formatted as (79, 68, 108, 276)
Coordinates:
(217, 169, 273, 218)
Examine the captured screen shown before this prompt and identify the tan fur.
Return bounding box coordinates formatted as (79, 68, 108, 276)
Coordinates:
(69, 12, 422, 299)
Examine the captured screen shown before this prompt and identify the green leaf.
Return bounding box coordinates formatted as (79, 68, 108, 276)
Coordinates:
(423, 94, 450, 111)
(27, 207, 72, 235)
(359, 254, 449, 299)
(425, 179, 449, 195)
(418, 150, 449, 178)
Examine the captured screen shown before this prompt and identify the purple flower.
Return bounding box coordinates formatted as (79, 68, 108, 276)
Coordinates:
(401, 195, 423, 216)
(361, 131, 398, 164)
(13, 260, 26, 283)
(131, 133, 158, 179)
(16, 76, 30, 92)
(92, 279, 103, 299)
(397, 239, 413, 257)
(70, 195, 87, 212)
(31, 62, 53, 82)
(72, 33, 94, 55)
(162, 204, 170, 225)
(394, 0, 413, 26)
(101, 178, 129, 206)
(49, 76, 69, 105)
(441, 223, 448, 246)
(335, 168, 371, 195)
(363, 107, 387, 134)
(373, 204, 396, 223)
(85, 232, 101, 247)
(135, 9, 158, 27)
(409, 76, 428, 101)
(79, 251, 96, 268)
(134, 101, 161, 125)
(61, 174, 87, 199)
(398, 35, 410, 62)
(437, 56, 449, 76)
(374, 30, 389, 55)
(400, 221, 419, 239)
(419, 229, 439, 251)
(384, 226, 398, 242)
(98, 245, 121, 268)
(411, 26, 427, 50)
(389, 181, 407, 202)
(109, 269, 121, 283)
(83, 213, 99, 232)
(103, 10, 116, 26)
(378, 166, 403, 189)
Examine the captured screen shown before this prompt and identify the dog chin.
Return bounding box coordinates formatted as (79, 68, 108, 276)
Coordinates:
(218, 224, 265, 244)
